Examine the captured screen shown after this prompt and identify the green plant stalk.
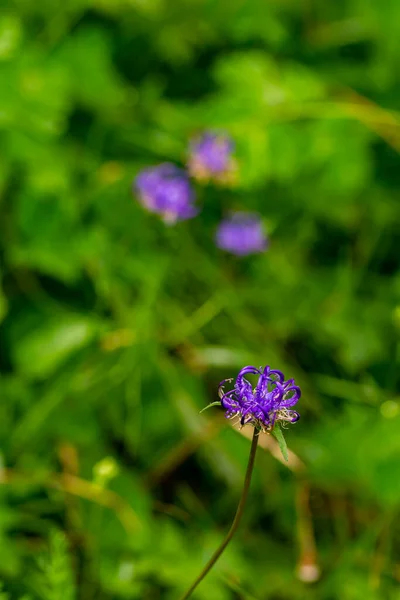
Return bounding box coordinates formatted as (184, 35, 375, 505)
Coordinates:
(179, 429, 259, 600)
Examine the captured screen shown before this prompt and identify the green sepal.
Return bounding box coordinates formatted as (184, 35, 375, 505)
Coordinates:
(271, 423, 289, 462)
(200, 401, 221, 414)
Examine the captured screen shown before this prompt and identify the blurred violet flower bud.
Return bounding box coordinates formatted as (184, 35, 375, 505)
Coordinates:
(216, 212, 268, 256)
(219, 365, 301, 432)
(188, 131, 237, 184)
(134, 163, 197, 224)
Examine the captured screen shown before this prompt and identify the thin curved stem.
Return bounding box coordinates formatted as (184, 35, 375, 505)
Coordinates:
(179, 429, 259, 600)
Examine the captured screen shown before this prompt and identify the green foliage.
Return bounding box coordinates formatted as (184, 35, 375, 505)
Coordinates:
(1, 0, 400, 598)
(30, 531, 76, 600)
(0, 582, 30, 600)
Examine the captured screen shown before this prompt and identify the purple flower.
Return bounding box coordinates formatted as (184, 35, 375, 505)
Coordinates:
(216, 212, 268, 256)
(188, 132, 237, 184)
(134, 163, 197, 224)
(218, 365, 301, 431)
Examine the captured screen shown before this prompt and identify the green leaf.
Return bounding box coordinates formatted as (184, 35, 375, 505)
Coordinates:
(13, 315, 98, 379)
(271, 423, 289, 462)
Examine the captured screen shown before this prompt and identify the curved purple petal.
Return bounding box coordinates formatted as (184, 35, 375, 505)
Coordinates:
(263, 366, 285, 383)
(283, 378, 295, 389)
(237, 366, 262, 378)
(220, 389, 238, 410)
(288, 410, 300, 422)
(280, 386, 301, 408)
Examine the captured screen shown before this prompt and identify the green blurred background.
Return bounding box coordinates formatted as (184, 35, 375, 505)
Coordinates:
(1, 1, 400, 598)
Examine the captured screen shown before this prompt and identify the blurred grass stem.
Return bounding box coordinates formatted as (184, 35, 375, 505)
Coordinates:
(179, 429, 259, 600)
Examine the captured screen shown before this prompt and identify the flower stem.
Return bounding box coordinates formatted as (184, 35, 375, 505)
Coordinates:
(179, 429, 259, 600)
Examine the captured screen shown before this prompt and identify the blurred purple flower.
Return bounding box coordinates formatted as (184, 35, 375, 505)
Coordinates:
(219, 365, 301, 431)
(134, 163, 197, 224)
(216, 212, 268, 256)
(188, 132, 237, 184)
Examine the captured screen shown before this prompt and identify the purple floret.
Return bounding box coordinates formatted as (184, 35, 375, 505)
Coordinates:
(216, 212, 268, 256)
(134, 163, 197, 224)
(188, 132, 236, 183)
(218, 365, 301, 431)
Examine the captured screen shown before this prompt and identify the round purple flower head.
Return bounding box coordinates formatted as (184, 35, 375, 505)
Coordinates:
(216, 212, 268, 256)
(134, 163, 197, 225)
(219, 365, 301, 432)
(188, 132, 237, 184)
